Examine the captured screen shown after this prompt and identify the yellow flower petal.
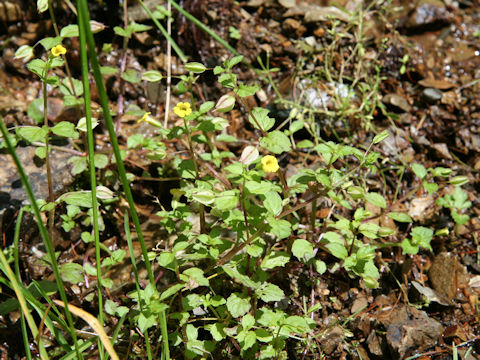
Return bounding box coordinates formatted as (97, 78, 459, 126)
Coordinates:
(261, 155, 279, 173)
(138, 112, 151, 123)
(173, 102, 192, 118)
(51, 44, 67, 57)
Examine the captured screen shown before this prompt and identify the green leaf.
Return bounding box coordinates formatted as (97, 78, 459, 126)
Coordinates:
(322, 232, 348, 259)
(242, 314, 255, 331)
(60, 77, 84, 97)
(248, 107, 275, 132)
(245, 180, 272, 195)
(226, 293, 251, 318)
(215, 94, 236, 112)
(51, 121, 79, 139)
(372, 130, 389, 144)
(180, 267, 209, 288)
(431, 167, 452, 177)
(259, 130, 292, 154)
(59, 262, 83, 284)
(142, 70, 163, 82)
(185, 62, 207, 73)
(291, 239, 315, 263)
(127, 133, 144, 149)
(192, 189, 215, 205)
(39, 36, 62, 51)
(199, 101, 214, 114)
(60, 24, 79, 37)
(387, 212, 413, 223)
(268, 218, 291, 239)
(213, 66, 225, 75)
(227, 55, 244, 68)
(261, 251, 290, 270)
(239, 145, 259, 165)
(263, 191, 282, 216)
(137, 312, 156, 333)
(411, 226, 433, 251)
(214, 190, 239, 211)
(27, 59, 47, 78)
(216, 134, 237, 142)
(57, 191, 93, 208)
(283, 315, 312, 334)
(128, 22, 152, 33)
(257, 283, 285, 302)
(100, 66, 118, 75)
(401, 238, 418, 255)
(160, 283, 185, 301)
(290, 120, 304, 133)
(121, 69, 141, 83)
(296, 140, 313, 148)
(68, 156, 87, 175)
(37, 0, 48, 13)
(451, 210, 469, 225)
(364, 192, 387, 209)
(96, 185, 114, 199)
(50, 57, 64, 68)
(242, 331, 257, 351)
(207, 323, 227, 341)
(46, 75, 60, 86)
(35, 146, 46, 159)
(449, 176, 469, 186)
(411, 163, 427, 179)
(235, 83, 260, 98)
(423, 182, 438, 195)
(222, 265, 260, 290)
(314, 260, 326, 274)
(14, 45, 33, 60)
(358, 222, 380, 239)
(17, 126, 48, 143)
(114, 26, 129, 38)
(347, 186, 364, 199)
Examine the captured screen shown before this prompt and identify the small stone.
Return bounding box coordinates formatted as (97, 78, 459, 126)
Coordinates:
(385, 306, 443, 359)
(382, 93, 411, 113)
(367, 330, 384, 357)
(406, 0, 449, 30)
(429, 252, 457, 301)
(321, 325, 344, 355)
(422, 88, 442, 103)
(351, 296, 369, 314)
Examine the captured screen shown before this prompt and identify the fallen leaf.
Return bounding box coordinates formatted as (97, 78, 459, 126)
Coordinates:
(418, 77, 457, 90)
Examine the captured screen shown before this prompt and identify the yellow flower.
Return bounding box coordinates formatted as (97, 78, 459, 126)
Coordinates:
(138, 112, 163, 127)
(173, 102, 192, 118)
(261, 155, 279, 173)
(51, 44, 67, 57)
(139, 112, 151, 123)
(170, 188, 185, 200)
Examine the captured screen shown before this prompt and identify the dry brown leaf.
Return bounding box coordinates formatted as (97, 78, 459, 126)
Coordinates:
(53, 300, 119, 360)
(418, 77, 457, 90)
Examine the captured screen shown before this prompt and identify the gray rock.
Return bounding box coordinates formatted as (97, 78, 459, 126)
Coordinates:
(422, 88, 443, 103)
(406, 0, 450, 30)
(0, 145, 74, 232)
(385, 306, 443, 359)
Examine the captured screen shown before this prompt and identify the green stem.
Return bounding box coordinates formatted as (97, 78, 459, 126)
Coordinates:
(124, 212, 153, 360)
(77, 6, 104, 359)
(0, 119, 82, 359)
(77, 2, 169, 358)
(182, 117, 206, 234)
(13, 208, 33, 360)
(167, 0, 241, 59)
(42, 65, 55, 245)
(137, 0, 187, 63)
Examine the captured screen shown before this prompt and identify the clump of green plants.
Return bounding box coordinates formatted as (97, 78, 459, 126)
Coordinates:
(0, 1, 473, 359)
